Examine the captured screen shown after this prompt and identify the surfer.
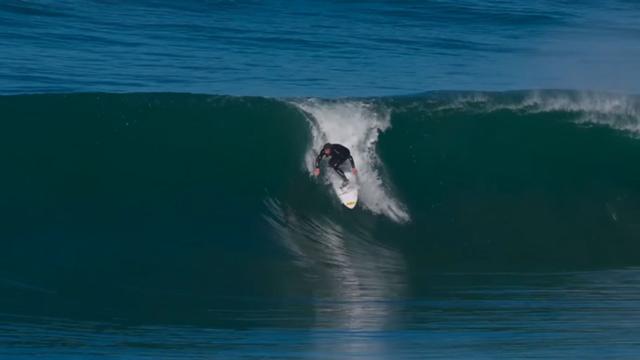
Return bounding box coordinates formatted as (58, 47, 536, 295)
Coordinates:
(313, 143, 358, 185)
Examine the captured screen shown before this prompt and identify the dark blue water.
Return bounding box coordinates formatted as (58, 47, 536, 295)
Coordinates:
(3, 1, 640, 359)
(3, 270, 640, 359)
(1, 0, 639, 96)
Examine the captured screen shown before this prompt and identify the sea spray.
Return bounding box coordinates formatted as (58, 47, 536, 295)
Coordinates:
(294, 99, 411, 223)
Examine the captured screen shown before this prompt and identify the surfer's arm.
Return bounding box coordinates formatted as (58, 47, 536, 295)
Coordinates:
(348, 156, 358, 175)
(314, 152, 325, 169)
(313, 152, 325, 176)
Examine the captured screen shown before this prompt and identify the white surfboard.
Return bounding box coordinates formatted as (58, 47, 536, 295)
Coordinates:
(331, 172, 359, 209)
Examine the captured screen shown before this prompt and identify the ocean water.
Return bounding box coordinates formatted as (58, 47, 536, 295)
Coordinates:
(2, 0, 640, 96)
(2, 1, 640, 359)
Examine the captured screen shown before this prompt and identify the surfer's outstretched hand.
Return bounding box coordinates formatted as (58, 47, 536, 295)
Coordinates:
(352, 168, 358, 176)
(313, 168, 320, 176)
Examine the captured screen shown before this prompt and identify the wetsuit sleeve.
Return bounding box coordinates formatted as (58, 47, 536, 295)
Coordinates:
(315, 152, 325, 168)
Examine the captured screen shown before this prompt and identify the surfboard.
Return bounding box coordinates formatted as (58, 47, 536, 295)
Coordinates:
(331, 172, 359, 209)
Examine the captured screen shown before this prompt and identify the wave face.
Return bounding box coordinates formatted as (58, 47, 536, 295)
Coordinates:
(2, 90, 640, 323)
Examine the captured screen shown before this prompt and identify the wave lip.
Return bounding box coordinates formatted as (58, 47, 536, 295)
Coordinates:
(421, 90, 640, 133)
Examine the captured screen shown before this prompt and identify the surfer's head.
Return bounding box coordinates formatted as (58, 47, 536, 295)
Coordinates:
(322, 143, 332, 155)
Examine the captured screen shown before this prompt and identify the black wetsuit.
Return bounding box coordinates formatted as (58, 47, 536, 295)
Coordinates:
(315, 144, 355, 182)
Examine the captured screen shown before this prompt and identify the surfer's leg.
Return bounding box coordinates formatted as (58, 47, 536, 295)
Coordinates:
(333, 167, 348, 182)
(329, 158, 349, 183)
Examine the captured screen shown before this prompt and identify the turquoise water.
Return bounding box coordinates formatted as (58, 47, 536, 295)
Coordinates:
(3, 1, 640, 358)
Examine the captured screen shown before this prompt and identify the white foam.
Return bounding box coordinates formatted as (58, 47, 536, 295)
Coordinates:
(505, 92, 640, 136)
(293, 99, 410, 223)
(519, 91, 639, 115)
(428, 91, 640, 135)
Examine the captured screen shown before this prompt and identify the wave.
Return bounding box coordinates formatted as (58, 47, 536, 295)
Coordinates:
(2, 90, 640, 322)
